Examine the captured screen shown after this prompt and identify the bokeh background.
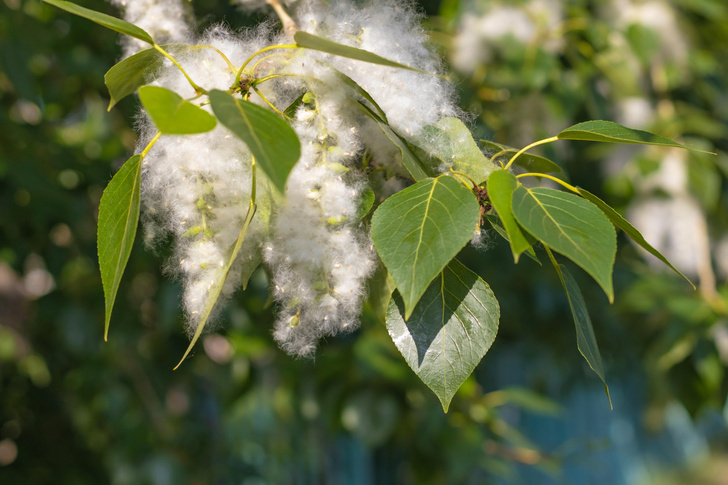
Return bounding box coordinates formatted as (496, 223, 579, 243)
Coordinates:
(1, 0, 727, 483)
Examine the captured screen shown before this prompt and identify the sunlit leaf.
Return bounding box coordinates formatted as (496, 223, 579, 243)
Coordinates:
(138, 86, 216, 134)
(43, 0, 154, 45)
(105, 44, 186, 110)
(294, 31, 437, 77)
(486, 169, 532, 262)
(97, 154, 142, 340)
(557, 120, 712, 153)
(174, 205, 257, 369)
(209, 89, 301, 192)
(386, 259, 499, 412)
(512, 186, 616, 302)
(371, 176, 480, 318)
(576, 187, 694, 288)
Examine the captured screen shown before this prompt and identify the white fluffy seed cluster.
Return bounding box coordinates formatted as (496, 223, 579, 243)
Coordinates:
(113, 0, 459, 356)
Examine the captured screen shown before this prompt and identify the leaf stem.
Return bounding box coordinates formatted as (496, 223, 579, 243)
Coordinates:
(515, 172, 578, 193)
(141, 131, 162, 158)
(504, 136, 558, 170)
(488, 149, 509, 166)
(191, 44, 236, 72)
(153, 44, 206, 95)
(251, 86, 287, 118)
(235, 44, 298, 87)
(266, 0, 297, 38)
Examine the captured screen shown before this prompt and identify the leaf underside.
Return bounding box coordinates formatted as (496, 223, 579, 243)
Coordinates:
(44, 0, 155, 44)
(139, 86, 217, 135)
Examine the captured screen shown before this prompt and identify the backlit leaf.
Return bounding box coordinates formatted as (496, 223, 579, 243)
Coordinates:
(386, 259, 499, 412)
(419, 118, 497, 184)
(97, 154, 142, 340)
(209, 90, 301, 192)
(139, 86, 216, 134)
(558, 120, 696, 150)
(512, 186, 616, 301)
(371, 176, 480, 318)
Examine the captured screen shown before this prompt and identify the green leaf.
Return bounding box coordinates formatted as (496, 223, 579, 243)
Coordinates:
(484, 215, 540, 265)
(357, 185, 375, 220)
(512, 186, 616, 302)
(418, 118, 497, 184)
(175, 205, 257, 369)
(97, 155, 142, 341)
(371, 176, 480, 319)
(557, 120, 698, 151)
(283, 93, 306, 118)
(43, 0, 154, 45)
(576, 188, 694, 288)
(330, 66, 388, 121)
(294, 31, 437, 77)
(104, 45, 186, 110)
(355, 101, 437, 181)
(138, 86, 216, 135)
(486, 169, 533, 262)
(209, 90, 301, 193)
(546, 254, 611, 408)
(386, 259, 499, 412)
(480, 140, 563, 174)
(368, 263, 397, 321)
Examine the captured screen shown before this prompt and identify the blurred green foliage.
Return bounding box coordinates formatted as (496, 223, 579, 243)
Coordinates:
(1, 0, 727, 483)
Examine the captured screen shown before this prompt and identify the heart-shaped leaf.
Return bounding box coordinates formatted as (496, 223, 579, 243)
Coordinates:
(138, 86, 216, 135)
(97, 154, 142, 340)
(576, 187, 694, 288)
(371, 176, 480, 318)
(209, 90, 301, 193)
(486, 169, 532, 262)
(43, 0, 154, 45)
(512, 186, 616, 301)
(386, 259, 499, 412)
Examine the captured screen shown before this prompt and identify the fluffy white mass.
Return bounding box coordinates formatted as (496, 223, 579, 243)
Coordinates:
(121, 0, 460, 355)
(109, 0, 192, 58)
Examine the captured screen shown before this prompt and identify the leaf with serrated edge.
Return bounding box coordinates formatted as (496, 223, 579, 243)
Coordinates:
(44, 0, 154, 44)
(175, 205, 257, 369)
(138, 86, 216, 135)
(487, 170, 532, 262)
(355, 101, 437, 181)
(105, 45, 185, 110)
(546, 252, 611, 408)
(512, 186, 616, 302)
(481, 140, 563, 173)
(576, 188, 694, 288)
(98, 155, 142, 340)
(419, 118, 497, 184)
(386, 259, 499, 412)
(371, 176, 480, 319)
(558, 120, 714, 154)
(209, 90, 300, 192)
(294, 31, 437, 77)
